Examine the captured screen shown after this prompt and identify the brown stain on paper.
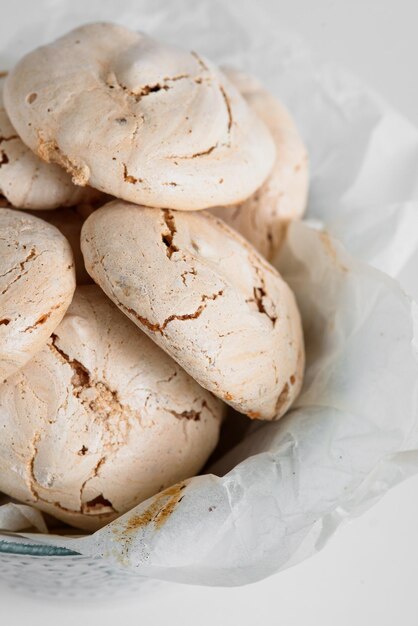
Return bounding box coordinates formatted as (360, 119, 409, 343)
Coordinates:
(123, 481, 187, 533)
(319, 231, 348, 273)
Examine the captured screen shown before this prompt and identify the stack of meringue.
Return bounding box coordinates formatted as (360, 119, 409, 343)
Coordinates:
(0, 22, 308, 530)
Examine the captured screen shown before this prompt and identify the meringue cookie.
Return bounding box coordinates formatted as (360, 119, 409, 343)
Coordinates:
(4, 23, 275, 210)
(81, 202, 304, 420)
(0, 208, 75, 380)
(0, 285, 223, 530)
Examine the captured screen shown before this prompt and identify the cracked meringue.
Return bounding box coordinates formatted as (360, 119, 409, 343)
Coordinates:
(0, 285, 223, 530)
(0, 208, 76, 381)
(0, 77, 92, 210)
(211, 69, 309, 261)
(4, 22, 275, 210)
(81, 202, 305, 420)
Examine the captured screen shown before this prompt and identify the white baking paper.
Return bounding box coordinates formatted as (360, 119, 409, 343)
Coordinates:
(1, 0, 418, 587)
(0, 502, 48, 533)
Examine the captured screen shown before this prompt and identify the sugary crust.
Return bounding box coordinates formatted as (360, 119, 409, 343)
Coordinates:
(211, 69, 309, 260)
(0, 286, 223, 530)
(0, 208, 76, 380)
(0, 78, 92, 209)
(4, 23, 276, 210)
(81, 202, 305, 420)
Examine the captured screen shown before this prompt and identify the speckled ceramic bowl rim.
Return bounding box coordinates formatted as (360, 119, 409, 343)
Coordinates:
(0, 539, 79, 557)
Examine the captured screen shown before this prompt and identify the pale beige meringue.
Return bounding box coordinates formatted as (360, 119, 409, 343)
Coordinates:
(0, 208, 75, 381)
(0, 285, 223, 530)
(81, 202, 305, 420)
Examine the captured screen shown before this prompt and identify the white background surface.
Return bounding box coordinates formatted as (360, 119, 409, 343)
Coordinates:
(2, 0, 418, 624)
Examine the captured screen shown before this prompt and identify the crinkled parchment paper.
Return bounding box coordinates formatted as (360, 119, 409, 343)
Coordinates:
(1, 0, 418, 586)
